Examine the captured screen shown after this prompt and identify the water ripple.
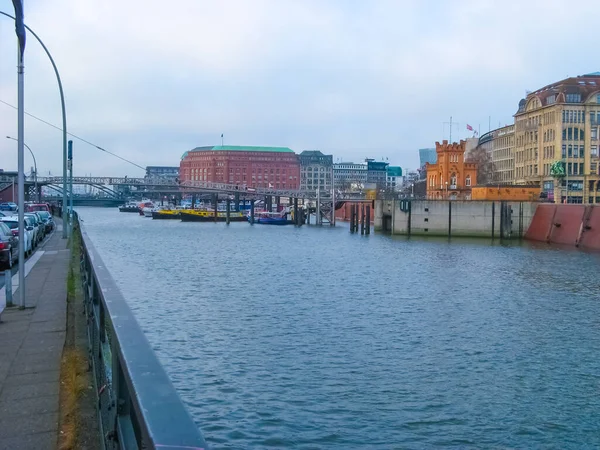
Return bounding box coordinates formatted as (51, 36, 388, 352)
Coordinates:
(79, 208, 600, 449)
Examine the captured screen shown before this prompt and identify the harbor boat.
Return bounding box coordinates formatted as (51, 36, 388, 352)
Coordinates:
(180, 210, 247, 222)
(152, 208, 182, 219)
(142, 207, 155, 217)
(138, 201, 155, 216)
(251, 211, 295, 225)
(118, 201, 140, 213)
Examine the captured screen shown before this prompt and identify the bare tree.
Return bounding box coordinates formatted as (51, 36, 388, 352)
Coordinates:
(465, 146, 496, 185)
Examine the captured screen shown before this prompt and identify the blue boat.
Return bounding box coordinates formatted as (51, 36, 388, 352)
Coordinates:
(250, 211, 295, 225)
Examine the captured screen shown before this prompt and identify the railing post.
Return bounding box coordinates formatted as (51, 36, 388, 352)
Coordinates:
(4, 269, 12, 307)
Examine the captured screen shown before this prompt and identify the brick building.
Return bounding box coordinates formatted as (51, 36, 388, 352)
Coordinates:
(179, 145, 300, 189)
(426, 140, 478, 200)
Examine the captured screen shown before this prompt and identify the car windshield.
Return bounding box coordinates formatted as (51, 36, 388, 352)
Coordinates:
(38, 211, 51, 219)
(1, 220, 18, 229)
(25, 215, 38, 224)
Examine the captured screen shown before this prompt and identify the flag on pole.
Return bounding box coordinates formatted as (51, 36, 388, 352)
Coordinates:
(466, 124, 473, 131)
(11, 0, 26, 58)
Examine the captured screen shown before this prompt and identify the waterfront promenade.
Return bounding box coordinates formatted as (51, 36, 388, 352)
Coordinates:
(0, 224, 69, 450)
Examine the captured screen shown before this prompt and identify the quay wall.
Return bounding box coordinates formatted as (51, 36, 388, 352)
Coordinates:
(375, 200, 537, 238)
(525, 204, 600, 251)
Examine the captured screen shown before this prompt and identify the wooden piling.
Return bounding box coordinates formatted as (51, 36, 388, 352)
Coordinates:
(294, 198, 299, 226)
(226, 199, 231, 225)
(250, 200, 255, 224)
(213, 194, 218, 222)
(365, 205, 371, 235)
(360, 205, 365, 235)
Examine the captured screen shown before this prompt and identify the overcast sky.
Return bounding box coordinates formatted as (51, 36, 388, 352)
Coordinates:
(0, 0, 598, 176)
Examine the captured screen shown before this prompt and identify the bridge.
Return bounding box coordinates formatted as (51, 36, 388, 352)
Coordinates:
(31, 176, 329, 201)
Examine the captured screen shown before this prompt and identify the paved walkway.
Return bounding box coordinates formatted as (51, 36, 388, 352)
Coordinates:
(0, 224, 69, 450)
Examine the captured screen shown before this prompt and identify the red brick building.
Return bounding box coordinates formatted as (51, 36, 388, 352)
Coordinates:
(179, 145, 300, 189)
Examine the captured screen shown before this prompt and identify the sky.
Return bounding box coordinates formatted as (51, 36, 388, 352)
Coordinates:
(0, 0, 598, 177)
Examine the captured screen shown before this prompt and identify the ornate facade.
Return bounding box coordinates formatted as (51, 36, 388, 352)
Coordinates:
(426, 140, 478, 200)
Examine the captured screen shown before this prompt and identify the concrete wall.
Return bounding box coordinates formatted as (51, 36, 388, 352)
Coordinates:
(375, 200, 537, 238)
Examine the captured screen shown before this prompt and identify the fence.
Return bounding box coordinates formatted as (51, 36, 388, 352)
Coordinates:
(76, 212, 207, 449)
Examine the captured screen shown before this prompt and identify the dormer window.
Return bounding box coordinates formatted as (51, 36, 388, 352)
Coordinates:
(566, 93, 581, 103)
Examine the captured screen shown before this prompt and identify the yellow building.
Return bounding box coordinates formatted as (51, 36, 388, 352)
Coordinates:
(513, 72, 600, 203)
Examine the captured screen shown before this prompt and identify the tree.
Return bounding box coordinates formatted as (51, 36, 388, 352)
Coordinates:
(465, 145, 496, 185)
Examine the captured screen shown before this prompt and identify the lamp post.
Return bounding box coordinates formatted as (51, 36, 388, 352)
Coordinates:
(0, 10, 68, 238)
(445, 181, 449, 199)
(6, 136, 38, 202)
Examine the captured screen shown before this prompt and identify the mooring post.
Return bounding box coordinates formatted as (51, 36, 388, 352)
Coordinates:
(448, 200, 452, 238)
(226, 198, 231, 225)
(234, 192, 240, 211)
(351, 204, 356, 233)
(361, 205, 365, 235)
(213, 194, 218, 222)
(491, 201, 495, 239)
(250, 200, 255, 224)
(294, 198, 299, 226)
(366, 205, 371, 235)
(191, 194, 196, 209)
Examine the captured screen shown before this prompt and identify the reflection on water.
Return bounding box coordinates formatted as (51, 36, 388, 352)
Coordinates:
(79, 207, 600, 449)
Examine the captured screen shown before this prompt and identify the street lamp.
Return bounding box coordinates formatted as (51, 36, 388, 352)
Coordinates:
(6, 136, 38, 202)
(445, 181, 449, 199)
(0, 10, 68, 238)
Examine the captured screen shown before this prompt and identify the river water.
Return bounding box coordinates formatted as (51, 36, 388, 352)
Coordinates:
(78, 207, 600, 449)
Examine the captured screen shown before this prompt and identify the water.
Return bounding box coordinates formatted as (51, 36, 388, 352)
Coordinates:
(79, 207, 600, 449)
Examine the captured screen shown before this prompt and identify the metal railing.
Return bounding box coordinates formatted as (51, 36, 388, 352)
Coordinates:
(77, 213, 207, 450)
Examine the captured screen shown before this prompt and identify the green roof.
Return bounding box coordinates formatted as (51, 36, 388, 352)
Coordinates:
(193, 145, 294, 153)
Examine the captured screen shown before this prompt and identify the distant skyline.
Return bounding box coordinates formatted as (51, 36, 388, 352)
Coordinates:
(1, 0, 599, 176)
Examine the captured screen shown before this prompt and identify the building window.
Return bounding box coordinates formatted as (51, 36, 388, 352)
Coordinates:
(592, 145, 599, 158)
(465, 175, 471, 187)
(546, 94, 556, 105)
(566, 93, 581, 103)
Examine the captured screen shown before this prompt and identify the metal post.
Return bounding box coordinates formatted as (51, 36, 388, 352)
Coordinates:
(0, 12, 71, 239)
(68, 140, 73, 238)
(4, 269, 12, 307)
(16, 17, 25, 309)
(331, 178, 336, 226)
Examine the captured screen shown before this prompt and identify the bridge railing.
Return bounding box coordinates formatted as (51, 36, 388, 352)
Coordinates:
(76, 212, 207, 450)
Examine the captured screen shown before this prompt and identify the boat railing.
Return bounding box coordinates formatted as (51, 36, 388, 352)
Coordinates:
(75, 211, 207, 449)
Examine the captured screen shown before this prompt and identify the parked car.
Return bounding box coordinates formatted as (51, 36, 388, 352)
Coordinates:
(0, 216, 33, 257)
(0, 221, 19, 269)
(24, 213, 43, 245)
(36, 211, 54, 233)
(0, 202, 17, 212)
(24, 203, 50, 213)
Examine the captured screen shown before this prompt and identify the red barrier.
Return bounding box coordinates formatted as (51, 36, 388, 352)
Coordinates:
(548, 205, 586, 245)
(524, 204, 556, 242)
(579, 206, 600, 251)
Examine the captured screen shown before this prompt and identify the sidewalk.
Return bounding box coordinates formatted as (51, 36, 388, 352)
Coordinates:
(0, 224, 70, 450)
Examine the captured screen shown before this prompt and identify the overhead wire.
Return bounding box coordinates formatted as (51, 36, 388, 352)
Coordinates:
(0, 98, 146, 170)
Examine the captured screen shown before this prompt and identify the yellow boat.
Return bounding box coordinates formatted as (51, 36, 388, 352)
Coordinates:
(180, 210, 247, 222)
